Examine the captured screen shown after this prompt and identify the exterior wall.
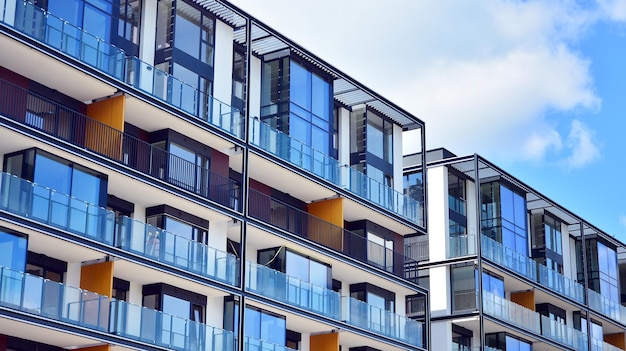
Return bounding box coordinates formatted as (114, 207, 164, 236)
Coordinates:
(431, 321, 452, 351)
(213, 20, 234, 104)
(430, 266, 449, 317)
(427, 166, 448, 261)
(139, 0, 157, 65)
(80, 261, 114, 297)
(561, 221, 574, 280)
(338, 107, 350, 186)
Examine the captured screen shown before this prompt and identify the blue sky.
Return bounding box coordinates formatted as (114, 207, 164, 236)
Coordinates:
(229, 0, 626, 242)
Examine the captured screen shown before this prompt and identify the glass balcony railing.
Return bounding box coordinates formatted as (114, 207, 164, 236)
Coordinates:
(0, 265, 110, 331)
(592, 340, 625, 351)
(116, 216, 239, 286)
(1, 2, 243, 139)
(110, 300, 234, 351)
(0, 172, 115, 245)
(243, 336, 296, 351)
(248, 189, 420, 283)
(481, 235, 537, 281)
(0, 79, 241, 210)
(449, 233, 476, 258)
(540, 314, 588, 350)
(448, 195, 466, 215)
(537, 264, 584, 304)
(587, 288, 626, 325)
(8, 1, 125, 79)
(0, 172, 239, 287)
(482, 290, 541, 334)
(245, 262, 340, 320)
(124, 57, 243, 138)
(480, 235, 587, 304)
(249, 117, 423, 225)
(342, 296, 423, 347)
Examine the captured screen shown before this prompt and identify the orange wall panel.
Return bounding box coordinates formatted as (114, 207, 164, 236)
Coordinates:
(80, 261, 114, 297)
(85, 95, 125, 160)
(510, 290, 535, 311)
(605, 333, 625, 350)
(308, 198, 343, 251)
(310, 332, 339, 351)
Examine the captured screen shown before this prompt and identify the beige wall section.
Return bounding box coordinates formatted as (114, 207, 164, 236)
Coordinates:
(308, 198, 343, 251)
(80, 261, 114, 297)
(85, 95, 125, 160)
(510, 290, 535, 311)
(309, 332, 339, 351)
(74, 345, 110, 351)
(605, 333, 625, 350)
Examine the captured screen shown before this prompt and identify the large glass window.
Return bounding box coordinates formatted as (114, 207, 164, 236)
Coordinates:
(224, 300, 287, 346)
(486, 333, 532, 351)
(578, 239, 620, 303)
(481, 181, 528, 256)
(349, 108, 394, 187)
(482, 271, 505, 297)
(257, 247, 331, 289)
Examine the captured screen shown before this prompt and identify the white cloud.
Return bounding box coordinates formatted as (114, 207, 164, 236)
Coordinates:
(563, 119, 601, 168)
(229, 0, 611, 166)
(597, 0, 626, 21)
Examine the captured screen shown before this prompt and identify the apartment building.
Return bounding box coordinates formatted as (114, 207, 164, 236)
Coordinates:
(406, 149, 626, 351)
(0, 1, 429, 351)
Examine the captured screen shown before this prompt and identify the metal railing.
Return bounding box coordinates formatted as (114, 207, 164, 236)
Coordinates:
(249, 117, 423, 225)
(242, 336, 296, 351)
(248, 188, 421, 282)
(0, 78, 241, 210)
(1, 1, 243, 139)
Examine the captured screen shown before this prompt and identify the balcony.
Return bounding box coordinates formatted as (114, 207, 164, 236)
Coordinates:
(481, 235, 585, 304)
(243, 337, 296, 351)
(342, 296, 423, 347)
(0, 78, 241, 210)
(245, 261, 340, 320)
(110, 300, 234, 350)
(449, 195, 466, 216)
(116, 216, 239, 286)
(483, 290, 589, 350)
(0, 1, 243, 139)
(587, 288, 626, 326)
(248, 189, 419, 282)
(0, 265, 109, 331)
(249, 118, 422, 225)
(0, 172, 240, 286)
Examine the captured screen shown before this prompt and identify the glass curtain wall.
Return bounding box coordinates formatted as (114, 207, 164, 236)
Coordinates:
(481, 181, 528, 256)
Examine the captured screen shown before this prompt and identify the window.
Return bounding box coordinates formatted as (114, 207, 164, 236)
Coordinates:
(113, 277, 130, 301)
(482, 270, 504, 298)
(0, 229, 28, 272)
(452, 324, 472, 351)
(451, 264, 477, 312)
(486, 333, 532, 351)
(260, 57, 334, 163)
(257, 247, 331, 289)
(367, 231, 393, 272)
(481, 181, 528, 256)
(142, 283, 206, 347)
(26, 251, 67, 283)
(155, 0, 215, 118)
(146, 205, 209, 268)
(232, 46, 246, 113)
(224, 299, 287, 347)
(350, 283, 395, 312)
(349, 108, 394, 186)
(578, 239, 620, 303)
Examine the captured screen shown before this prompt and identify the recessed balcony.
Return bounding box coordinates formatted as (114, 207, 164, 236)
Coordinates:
(0, 79, 241, 211)
(249, 118, 422, 226)
(0, 1, 243, 139)
(0, 172, 239, 287)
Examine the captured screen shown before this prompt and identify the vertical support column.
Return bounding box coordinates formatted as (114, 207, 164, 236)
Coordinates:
(138, 0, 157, 92)
(474, 155, 485, 351)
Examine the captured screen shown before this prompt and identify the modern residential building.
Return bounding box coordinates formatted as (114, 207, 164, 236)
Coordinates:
(405, 149, 626, 351)
(0, 1, 429, 351)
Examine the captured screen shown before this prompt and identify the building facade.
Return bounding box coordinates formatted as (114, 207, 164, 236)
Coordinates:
(405, 149, 626, 351)
(0, 1, 428, 351)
